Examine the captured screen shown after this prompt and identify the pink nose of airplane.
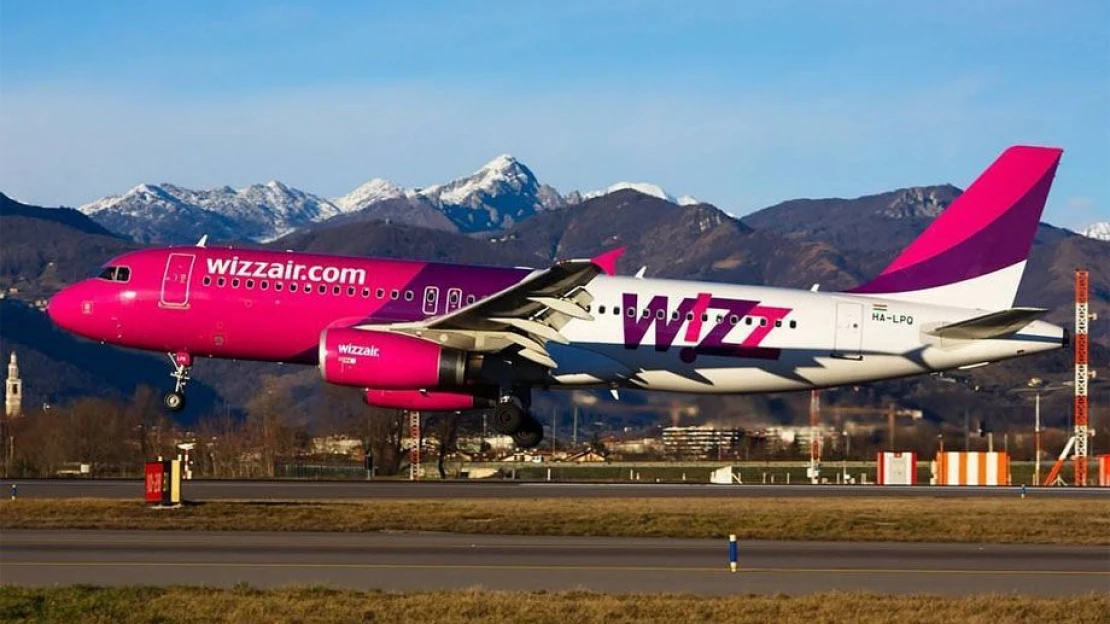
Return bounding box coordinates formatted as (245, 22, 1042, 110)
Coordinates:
(47, 283, 89, 335)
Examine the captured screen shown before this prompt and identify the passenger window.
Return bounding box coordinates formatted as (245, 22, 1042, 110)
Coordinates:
(362, 288, 370, 298)
(289, 283, 298, 293)
(613, 307, 619, 316)
(466, 295, 476, 304)
(716, 315, 723, 324)
(318, 284, 327, 294)
(203, 276, 212, 287)
(670, 311, 679, 320)
(217, 277, 226, 287)
(347, 286, 355, 296)
(404, 290, 414, 301)
(232, 278, 240, 288)
(598, 305, 606, 314)
(760, 318, 767, 327)
(745, 317, 752, 325)
(730, 315, 738, 325)
(274, 282, 283, 291)
(775, 320, 782, 328)
(701, 314, 708, 322)
(246, 279, 255, 289)
(391, 290, 400, 300)
(332, 285, 341, 295)
(260, 281, 268, 290)
(789, 320, 797, 329)
(376, 288, 385, 298)
(627, 308, 635, 317)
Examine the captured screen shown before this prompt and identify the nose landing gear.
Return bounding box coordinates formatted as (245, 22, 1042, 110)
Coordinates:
(163, 351, 192, 412)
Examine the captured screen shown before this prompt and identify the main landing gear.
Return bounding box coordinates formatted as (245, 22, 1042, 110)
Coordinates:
(163, 351, 192, 412)
(492, 399, 544, 450)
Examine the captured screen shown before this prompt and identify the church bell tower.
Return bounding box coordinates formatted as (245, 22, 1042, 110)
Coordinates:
(5, 351, 22, 418)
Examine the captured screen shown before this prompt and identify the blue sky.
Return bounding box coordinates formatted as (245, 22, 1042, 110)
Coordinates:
(2, 1, 1107, 228)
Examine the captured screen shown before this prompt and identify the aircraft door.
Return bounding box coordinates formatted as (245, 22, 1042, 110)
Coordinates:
(161, 253, 196, 309)
(833, 302, 863, 360)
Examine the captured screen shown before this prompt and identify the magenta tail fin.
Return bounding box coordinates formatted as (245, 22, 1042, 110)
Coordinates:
(850, 145, 1062, 310)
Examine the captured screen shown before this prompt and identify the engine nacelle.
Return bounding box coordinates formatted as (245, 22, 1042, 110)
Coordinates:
(363, 389, 495, 411)
(319, 328, 469, 389)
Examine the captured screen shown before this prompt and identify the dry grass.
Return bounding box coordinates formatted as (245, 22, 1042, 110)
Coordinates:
(0, 586, 1107, 624)
(2, 497, 1108, 544)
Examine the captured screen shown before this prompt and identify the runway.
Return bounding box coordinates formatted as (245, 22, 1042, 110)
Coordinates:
(1, 530, 1106, 595)
(3, 479, 1106, 500)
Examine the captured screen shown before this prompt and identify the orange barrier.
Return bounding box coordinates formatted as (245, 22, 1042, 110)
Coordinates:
(933, 452, 1010, 486)
(1100, 455, 1110, 487)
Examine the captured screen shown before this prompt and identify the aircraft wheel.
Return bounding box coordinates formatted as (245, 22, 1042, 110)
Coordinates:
(512, 417, 544, 449)
(163, 391, 187, 412)
(491, 402, 524, 434)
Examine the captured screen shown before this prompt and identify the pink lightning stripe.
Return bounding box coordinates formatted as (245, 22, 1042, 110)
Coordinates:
(684, 292, 712, 342)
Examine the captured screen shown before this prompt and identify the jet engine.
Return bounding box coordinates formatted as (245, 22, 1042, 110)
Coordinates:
(363, 389, 495, 411)
(319, 328, 472, 389)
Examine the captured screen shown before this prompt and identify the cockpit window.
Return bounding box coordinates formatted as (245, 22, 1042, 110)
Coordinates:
(97, 266, 131, 282)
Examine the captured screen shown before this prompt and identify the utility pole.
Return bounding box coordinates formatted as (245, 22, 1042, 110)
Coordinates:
(572, 406, 578, 448)
(808, 390, 820, 483)
(963, 409, 970, 451)
(1034, 390, 1042, 485)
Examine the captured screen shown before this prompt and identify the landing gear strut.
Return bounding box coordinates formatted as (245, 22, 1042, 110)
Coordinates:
(164, 351, 192, 412)
(491, 394, 544, 449)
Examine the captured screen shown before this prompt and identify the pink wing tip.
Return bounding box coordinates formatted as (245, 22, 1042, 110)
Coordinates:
(591, 247, 625, 276)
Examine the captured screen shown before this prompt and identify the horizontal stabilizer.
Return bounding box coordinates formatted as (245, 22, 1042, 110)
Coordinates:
(928, 307, 1048, 340)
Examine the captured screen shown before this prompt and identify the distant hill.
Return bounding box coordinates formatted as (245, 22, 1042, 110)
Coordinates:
(0, 194, 138, 301)
(1, 193, 120, 238)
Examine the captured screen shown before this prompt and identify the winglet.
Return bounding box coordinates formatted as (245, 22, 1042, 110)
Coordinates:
(590, 247, 625, 276)
(196, 234, 208, 248)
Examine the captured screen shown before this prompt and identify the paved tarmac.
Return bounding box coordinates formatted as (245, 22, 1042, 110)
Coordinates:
(2, 479, 1106, 500)
(1, 530, 1106, 595)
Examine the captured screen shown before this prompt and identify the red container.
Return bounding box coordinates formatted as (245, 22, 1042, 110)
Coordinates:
(145, 461, 165, 504)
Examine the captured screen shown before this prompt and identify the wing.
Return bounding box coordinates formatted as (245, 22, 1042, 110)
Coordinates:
(356, 248, 625, 368)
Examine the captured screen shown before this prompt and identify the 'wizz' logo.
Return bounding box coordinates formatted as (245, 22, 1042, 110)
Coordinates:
(622, 293, 790, 361)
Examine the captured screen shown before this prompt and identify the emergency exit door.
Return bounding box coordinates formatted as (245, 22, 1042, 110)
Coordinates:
(833, 302, 863, 360)
(160, 253, 196, 308)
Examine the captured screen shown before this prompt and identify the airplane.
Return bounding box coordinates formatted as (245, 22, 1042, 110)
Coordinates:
(48, 145, 1067, 448)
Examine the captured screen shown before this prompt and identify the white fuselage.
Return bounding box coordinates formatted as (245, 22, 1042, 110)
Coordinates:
(547, 275, 1064, 393)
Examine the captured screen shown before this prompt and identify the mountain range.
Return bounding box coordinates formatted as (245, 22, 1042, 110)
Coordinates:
(2, 157, 1108, 430)
(75, 155, 704, 243)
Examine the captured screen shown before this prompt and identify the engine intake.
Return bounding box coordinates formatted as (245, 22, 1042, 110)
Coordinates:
(319, 328, 469, 389)
(364, 389, 495, 411)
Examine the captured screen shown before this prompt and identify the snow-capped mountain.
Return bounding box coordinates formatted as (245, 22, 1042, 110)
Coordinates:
(337, 155, 567, 234)
(582, 182, 699, 206)
(333, 179, 407, 212)
(1080, 221, 1110, 242)
(80, 181, 347, 243)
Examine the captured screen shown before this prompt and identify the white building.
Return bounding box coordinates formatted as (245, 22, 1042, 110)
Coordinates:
(5, 351, 22, 418)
